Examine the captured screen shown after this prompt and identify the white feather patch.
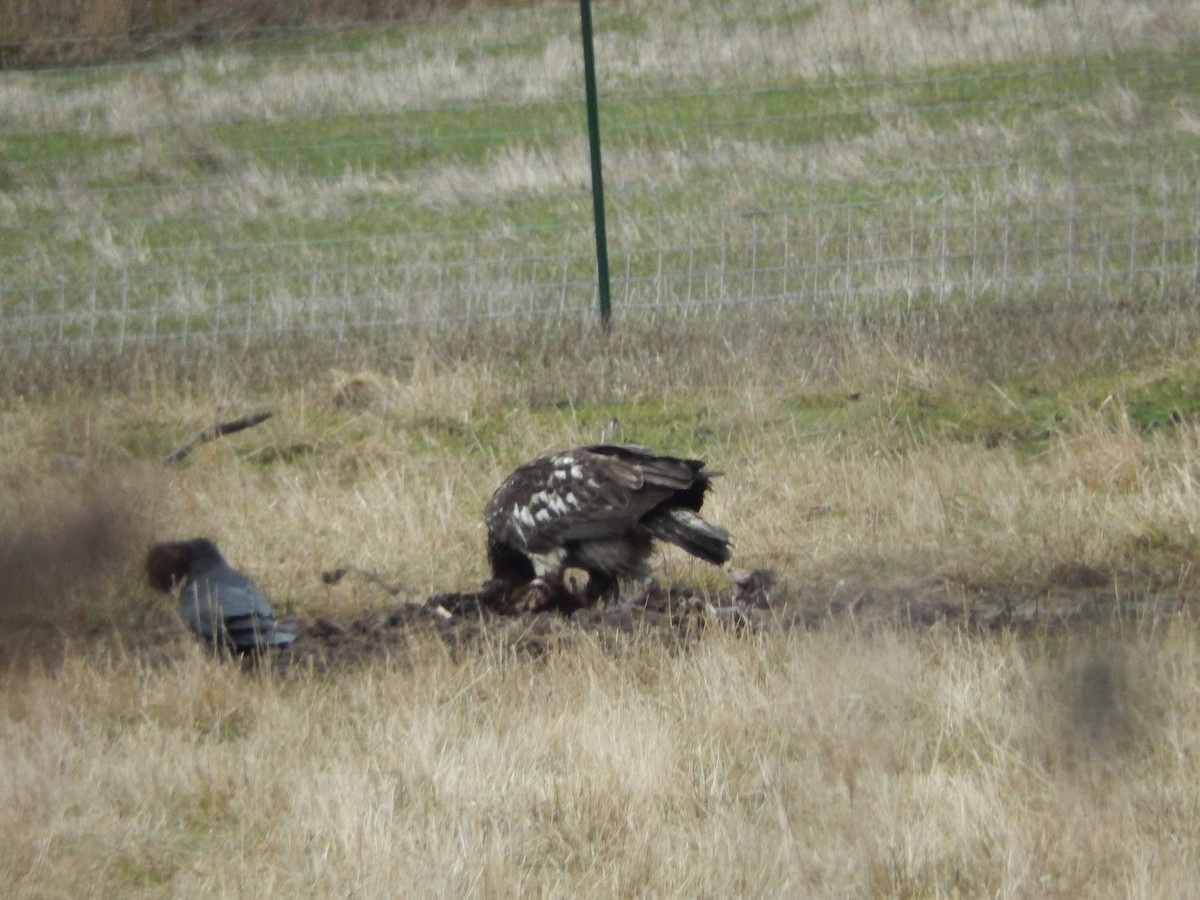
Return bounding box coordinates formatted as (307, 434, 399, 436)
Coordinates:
(529, 547, 568, 578)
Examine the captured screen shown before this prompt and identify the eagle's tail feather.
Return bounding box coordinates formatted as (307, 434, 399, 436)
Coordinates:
(646, 508, 732, 566)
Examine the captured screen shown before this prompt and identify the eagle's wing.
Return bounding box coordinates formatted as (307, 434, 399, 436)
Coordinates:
(486, 448, 692, 553)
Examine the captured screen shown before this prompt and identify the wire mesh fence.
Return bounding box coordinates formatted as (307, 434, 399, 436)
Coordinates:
(1, 0, 1197, 353)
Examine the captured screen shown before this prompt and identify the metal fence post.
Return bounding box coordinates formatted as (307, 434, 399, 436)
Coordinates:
(579, 0, 611, 330)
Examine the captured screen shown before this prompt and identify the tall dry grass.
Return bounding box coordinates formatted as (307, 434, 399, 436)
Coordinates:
(4, 605, 1200, 896)
(0, 0, 487, 69)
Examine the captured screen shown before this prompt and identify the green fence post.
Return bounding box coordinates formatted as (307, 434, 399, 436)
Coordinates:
(579, 0, 611, 330)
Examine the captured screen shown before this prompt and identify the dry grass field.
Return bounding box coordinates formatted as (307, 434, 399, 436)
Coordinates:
(4, 0, 1200, 896)
(4, 309, 1200, 896)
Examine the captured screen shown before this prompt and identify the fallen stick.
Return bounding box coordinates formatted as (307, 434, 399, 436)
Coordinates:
(163, 411, 273, 464)
(320, 565, 406, 596)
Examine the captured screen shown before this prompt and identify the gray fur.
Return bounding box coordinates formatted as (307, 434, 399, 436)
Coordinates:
(147, 538, 295, 653)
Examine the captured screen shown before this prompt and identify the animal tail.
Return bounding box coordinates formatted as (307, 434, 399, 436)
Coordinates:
(645, 507, 733, 566)
(225, 614, 296, 651)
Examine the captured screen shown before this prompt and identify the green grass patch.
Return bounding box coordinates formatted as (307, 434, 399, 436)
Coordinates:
(778, 365, 1200, 457)
(1123, 368, 1200, 431)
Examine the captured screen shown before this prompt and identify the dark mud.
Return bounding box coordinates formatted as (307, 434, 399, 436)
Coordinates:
(268, 565, 1194, 671)
(4, 562, 1191, 674)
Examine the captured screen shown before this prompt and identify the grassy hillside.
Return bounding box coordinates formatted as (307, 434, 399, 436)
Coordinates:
(2, 0, 1197, 349)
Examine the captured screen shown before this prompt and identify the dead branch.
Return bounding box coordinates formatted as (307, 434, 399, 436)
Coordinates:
(163, 411, 273, 464)
(320, 565, 406, 596)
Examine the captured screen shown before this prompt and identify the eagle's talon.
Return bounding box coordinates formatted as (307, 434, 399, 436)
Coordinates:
(521, 578, 553, 613)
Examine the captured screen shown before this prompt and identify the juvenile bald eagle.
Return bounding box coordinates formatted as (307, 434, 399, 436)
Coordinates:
(146, 537, 295, 653)
(485, 444, 732, 610)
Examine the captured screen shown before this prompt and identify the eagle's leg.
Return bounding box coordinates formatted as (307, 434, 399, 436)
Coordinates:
(584, 571, 619, 607)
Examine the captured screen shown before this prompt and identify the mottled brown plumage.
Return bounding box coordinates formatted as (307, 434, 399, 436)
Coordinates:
(485, 444, 732, 610)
